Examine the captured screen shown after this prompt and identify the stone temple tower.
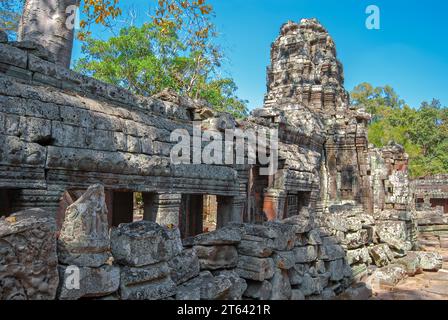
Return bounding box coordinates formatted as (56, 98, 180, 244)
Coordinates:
(264, 18, 350, 114)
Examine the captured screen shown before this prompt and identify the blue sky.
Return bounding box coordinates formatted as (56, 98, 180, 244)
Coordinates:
(72, 0, 448, 110)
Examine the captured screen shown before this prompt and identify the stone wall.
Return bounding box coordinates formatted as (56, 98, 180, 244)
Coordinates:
(411, 175, 448, 249)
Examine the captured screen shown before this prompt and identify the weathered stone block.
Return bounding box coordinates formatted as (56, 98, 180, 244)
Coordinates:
(0, 209, 59, 300)
(243, 280, 272, 300)
(415, 251, 443, 271)
(318, 243, 345, 261)
(120, 262, 170, 287)
(376, 221, 412, 252)
(370, 264, 407, 287)
(343, 229, 369, 249)
(183, 226, 242, 246)
(167, 249, 200, 285)
(111, 221, 182, 267)
(369, 244, 395, 267)
(176, 271, 233, 300)
(272, 251, 295, 270)
(269, 268, 292, 300)
(120, 276, 176, 300)
(58, 265, 120, 300)
(232, 222, 295, 251)
(299, 273, 322, 296)
(346, 247, 370, 265)
(327, 215, 362, 232)
(212, 270, 247, 300)
(194, 245, 238, 270)
(237, 238, 273, 258)
(236, 255, 275, 281)
(327, 259, 345, 281)
(294, 246, 318, 263)
(0, 43, 27, 68)
(395, 252, 422, 276)
(288, 264, 305, 285)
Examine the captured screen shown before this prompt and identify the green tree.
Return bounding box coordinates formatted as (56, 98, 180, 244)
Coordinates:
(75, 22, 248, 118)
(351, 83, 447, 178)
(0, 0, 24, 39)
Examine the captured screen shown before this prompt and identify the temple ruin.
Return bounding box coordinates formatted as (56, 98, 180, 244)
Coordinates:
(0, 19, 446, 300)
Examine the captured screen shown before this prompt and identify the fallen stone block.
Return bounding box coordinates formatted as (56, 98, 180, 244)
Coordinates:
(343, 229, 369, 249)
(346, 247, 370, 265)
(167, 249, 200, 285)
(120, 275, 176, 300)
(299, 273, 322, 296)
(110, 221, 182, 267)
(288, 264, 305, 285)
(58, 265, 120, 300)
(183, 226, 242, 246)
(120, 262, 170, 287)
(370, 264, 407, 288)
(318, 243, 345, 261)
(237, 237, 273, 258)
(236, 255, 275, 281)
(307, 229, 322, 245)
(294, 246, 318, 263)
(376, 221, 412, 252)
(232, 222, 295, 251)
(176, 271, 232, 300)
(194, 245, 238, 270)
(415, 251, 443, 271)
(326, 258, 345, 281)
(243, 280, 272, 300)
(272, 251, 295, 269)
(326, 215, 362, 233)
(212, 270, 247, 300)
(395, 252, 422, 276)
(269, 268, 292, 300)
(369, 244, 395, 267)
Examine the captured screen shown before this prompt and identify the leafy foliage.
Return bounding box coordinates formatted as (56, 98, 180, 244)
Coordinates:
(0, 0, 24, 39)
(75, 19, 248, 118)
(351, 83, 448, 178)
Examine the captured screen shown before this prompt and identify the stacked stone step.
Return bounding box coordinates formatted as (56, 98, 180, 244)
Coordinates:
(182, 227, 247, 300)
(57, 184, 120, 300)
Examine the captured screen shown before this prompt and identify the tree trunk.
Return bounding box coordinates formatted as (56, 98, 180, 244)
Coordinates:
(18, 0, 80, 68)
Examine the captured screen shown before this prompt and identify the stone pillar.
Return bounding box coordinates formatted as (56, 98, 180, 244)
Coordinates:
(142, 192, 157, 222)
(112, 191, 134, 226)
(263, 188, 286, 221)
(154, 193, 182, 227)
(217, 196, 243, 228)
